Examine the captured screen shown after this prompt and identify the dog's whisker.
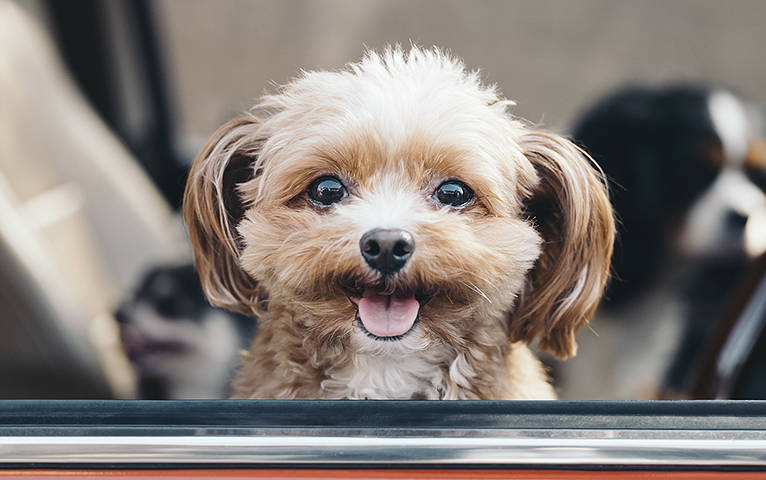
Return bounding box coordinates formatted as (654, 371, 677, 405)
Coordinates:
(463, 281, 492, 304)
(586, 324, 599, 337)
(448, 268, 500, 297)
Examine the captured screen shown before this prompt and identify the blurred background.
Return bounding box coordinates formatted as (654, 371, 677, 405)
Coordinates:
(2, 0, 766, 399)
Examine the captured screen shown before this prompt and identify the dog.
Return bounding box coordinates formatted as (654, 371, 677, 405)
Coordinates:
(574, 84, 766, 309)
(117, 264, 255, 399)
(183, 47, 614, 400)
(559, 84, 766, 399)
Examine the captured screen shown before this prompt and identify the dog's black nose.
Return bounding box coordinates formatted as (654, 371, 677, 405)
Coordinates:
(360, 228, 415, 274)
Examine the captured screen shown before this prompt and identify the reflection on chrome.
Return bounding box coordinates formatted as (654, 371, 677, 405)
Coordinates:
(1, 431, 765, 467)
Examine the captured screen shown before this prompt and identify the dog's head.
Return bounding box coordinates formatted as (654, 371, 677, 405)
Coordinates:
(183, 47, 614, 359)
(573, 85, 766, 307)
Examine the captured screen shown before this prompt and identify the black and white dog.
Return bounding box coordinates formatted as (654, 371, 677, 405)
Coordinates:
(117, 264, 255, 399)
(561, 84, 766, 398)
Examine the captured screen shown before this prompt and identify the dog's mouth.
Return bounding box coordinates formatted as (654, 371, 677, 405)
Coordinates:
(348, 286, 433, 341)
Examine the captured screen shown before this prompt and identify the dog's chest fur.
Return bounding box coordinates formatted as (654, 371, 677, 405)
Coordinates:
(231, 307, 560, 400)
(320, 345, 451, 400)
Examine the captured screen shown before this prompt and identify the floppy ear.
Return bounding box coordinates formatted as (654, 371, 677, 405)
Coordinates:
(511, 131, 615, 359)
(182, 116, 267, 316)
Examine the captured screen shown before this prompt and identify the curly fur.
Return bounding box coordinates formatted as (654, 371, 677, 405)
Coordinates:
(183, 46, 614, 399)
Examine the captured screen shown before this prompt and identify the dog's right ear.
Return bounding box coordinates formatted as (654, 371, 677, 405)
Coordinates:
(183, 116, 266, 316)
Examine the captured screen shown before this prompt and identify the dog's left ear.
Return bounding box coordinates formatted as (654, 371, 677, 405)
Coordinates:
(183, 116, 266, 317)
(511, 131, 615, 359)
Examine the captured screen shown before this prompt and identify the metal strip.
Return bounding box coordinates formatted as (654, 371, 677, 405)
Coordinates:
(2, 433, 766, 466)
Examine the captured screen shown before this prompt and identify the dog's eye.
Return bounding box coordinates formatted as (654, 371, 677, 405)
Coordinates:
(433, 180, 474, 208)
(308, 176, 347, 206)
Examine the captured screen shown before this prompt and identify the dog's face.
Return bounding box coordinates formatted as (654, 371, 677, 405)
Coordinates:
(237, 106, 543, 353)
(184, 48, 614, 359)
(116, 265, 252, 397)
(573, 85, 766, 307)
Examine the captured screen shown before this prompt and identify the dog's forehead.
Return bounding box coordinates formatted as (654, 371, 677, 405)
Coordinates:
(314, 131, 491, 185)
(251, 50, 539, 200)
(255, 51, 533, 211)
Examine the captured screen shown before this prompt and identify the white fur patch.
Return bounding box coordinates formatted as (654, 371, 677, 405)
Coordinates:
(678, 168, 766, 256)
(319, 327, 451, 399)
(708, 90, 751, 166)
(334, 174, 443, 237)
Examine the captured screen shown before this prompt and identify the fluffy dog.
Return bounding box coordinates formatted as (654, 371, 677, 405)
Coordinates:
(183, 47, 614, 400)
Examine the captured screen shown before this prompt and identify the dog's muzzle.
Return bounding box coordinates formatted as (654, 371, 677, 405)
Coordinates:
(353, 228, 418, 339)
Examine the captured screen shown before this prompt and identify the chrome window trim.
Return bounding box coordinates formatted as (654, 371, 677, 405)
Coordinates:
(1, 400, 765, 468)
(1, 432, 766, 466)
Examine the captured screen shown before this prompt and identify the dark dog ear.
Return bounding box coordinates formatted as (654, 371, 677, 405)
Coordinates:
(183, 116, 267, 316)
(511, 131, 615, 359)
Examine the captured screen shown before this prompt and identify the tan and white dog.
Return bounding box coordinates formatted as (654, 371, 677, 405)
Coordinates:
(183, 47, 614, 400)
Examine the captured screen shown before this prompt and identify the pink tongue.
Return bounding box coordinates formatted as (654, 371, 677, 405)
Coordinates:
(357, 290, 420, 337)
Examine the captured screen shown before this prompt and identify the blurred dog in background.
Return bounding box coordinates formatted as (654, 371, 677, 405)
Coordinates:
(117, 264, 255, 399)
(558, 84, 766, 399)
